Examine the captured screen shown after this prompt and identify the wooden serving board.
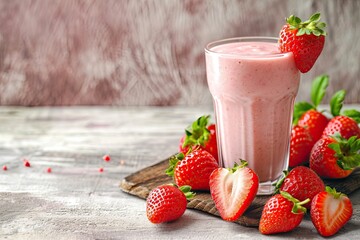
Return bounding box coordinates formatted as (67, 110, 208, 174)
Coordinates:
(120, 157, 360, 227)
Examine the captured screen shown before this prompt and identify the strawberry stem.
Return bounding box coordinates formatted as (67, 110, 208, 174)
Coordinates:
(280, 191, 310, 214)
(229, 160, 248, 173)
(274, 170, 290, 193)
(328, 133, 360, 170)
(165, 153, 184, 177)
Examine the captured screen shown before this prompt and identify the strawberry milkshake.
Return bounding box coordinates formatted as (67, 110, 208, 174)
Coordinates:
(205, 37, 300, 195)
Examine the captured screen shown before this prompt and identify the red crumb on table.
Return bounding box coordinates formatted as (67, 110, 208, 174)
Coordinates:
(2, 165, 7, 171)
(99, 167, 104, 173)
(47, 167, 52, 173)
(24, 160, 31, 167)
(103, 155, 111, 162)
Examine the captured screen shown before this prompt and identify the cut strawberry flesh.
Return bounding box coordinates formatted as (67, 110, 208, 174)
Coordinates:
(210, 167, 258, 221)
(311, 191, 353, 237)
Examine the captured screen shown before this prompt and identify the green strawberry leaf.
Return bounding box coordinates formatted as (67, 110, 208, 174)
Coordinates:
(290, 12, 327, 36)
(298, 28, 306, 35)
(311, 74, 329, 108)
(182, 115, 211, 148)
(280, 191, 309, 214)
(273, 170, 289, 193)
(330, 90, 346, 117)
(179, 185, 196, 200)
(328, 142, 341, 153)
(342, 109, 360, 124)
(329, 134, 360, 170)
(325, 186, 345, 199)
(309, 12, 321, 22)
(293, 101, 315, 125)
(165, 153, 184, 177)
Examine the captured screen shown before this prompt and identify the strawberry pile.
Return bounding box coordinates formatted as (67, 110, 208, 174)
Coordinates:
(290, 74, 360, 178)
(144, 12, 358, 238)
(145, 112, 356, 237)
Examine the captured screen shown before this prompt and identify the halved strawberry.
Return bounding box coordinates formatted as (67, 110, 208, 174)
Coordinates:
(279, 13, 326, 73)
(311, 186, 353, 237)
(209, 160, 259, 221)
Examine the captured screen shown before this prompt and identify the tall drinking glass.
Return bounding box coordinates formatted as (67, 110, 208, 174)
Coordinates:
(205, 37, 300, 195)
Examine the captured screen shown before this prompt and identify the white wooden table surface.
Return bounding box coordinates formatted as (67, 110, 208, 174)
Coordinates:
(0, 106, 359, 240)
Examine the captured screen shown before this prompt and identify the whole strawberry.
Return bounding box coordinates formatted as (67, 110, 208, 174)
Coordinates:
(279, 12, 326, 73)
(179, 115, 218, 162)
(298, 110, 329, 144)
(166, 149, 218, 190)
(209, 160, 259, 221)
(259, 191, 309, 234)
(310, 134, 360, 179)
(276, 166, 325, 209)
(146, 185, 194, 224)
(322, 115, 360, 139)
(292, 75, 329, 145)
(323, 89, 360, 139)
(289, 126, 313, 167)
(311, 186, 353, 237)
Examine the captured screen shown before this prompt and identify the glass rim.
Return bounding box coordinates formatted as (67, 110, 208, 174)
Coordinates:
(205, 36, 291, 58)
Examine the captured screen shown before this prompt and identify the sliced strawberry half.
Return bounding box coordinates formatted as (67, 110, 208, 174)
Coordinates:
(311, 186, 353, 237)
(209, 160, 259, 221)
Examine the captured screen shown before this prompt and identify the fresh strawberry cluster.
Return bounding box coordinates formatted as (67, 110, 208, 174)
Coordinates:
(146, 116, 259, 224)
(260, 183, 353, 236)
(262, 166, 353, 236)
(146, 115, 220, 224)
(145, 113, 354, 237)
(289, 74, 360, 179)
(145, 12, 356, 238)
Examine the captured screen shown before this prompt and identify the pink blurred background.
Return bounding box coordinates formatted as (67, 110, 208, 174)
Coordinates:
(0, 0, 359, 106)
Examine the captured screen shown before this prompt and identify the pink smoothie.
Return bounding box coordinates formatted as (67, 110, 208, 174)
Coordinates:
(205, 38, 300, 194)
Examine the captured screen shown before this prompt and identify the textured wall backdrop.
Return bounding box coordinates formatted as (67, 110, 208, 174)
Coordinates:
(0, 0, 359, 106)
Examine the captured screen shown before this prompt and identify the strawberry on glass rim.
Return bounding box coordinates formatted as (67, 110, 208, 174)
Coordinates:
(279, 12, 326, 73)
